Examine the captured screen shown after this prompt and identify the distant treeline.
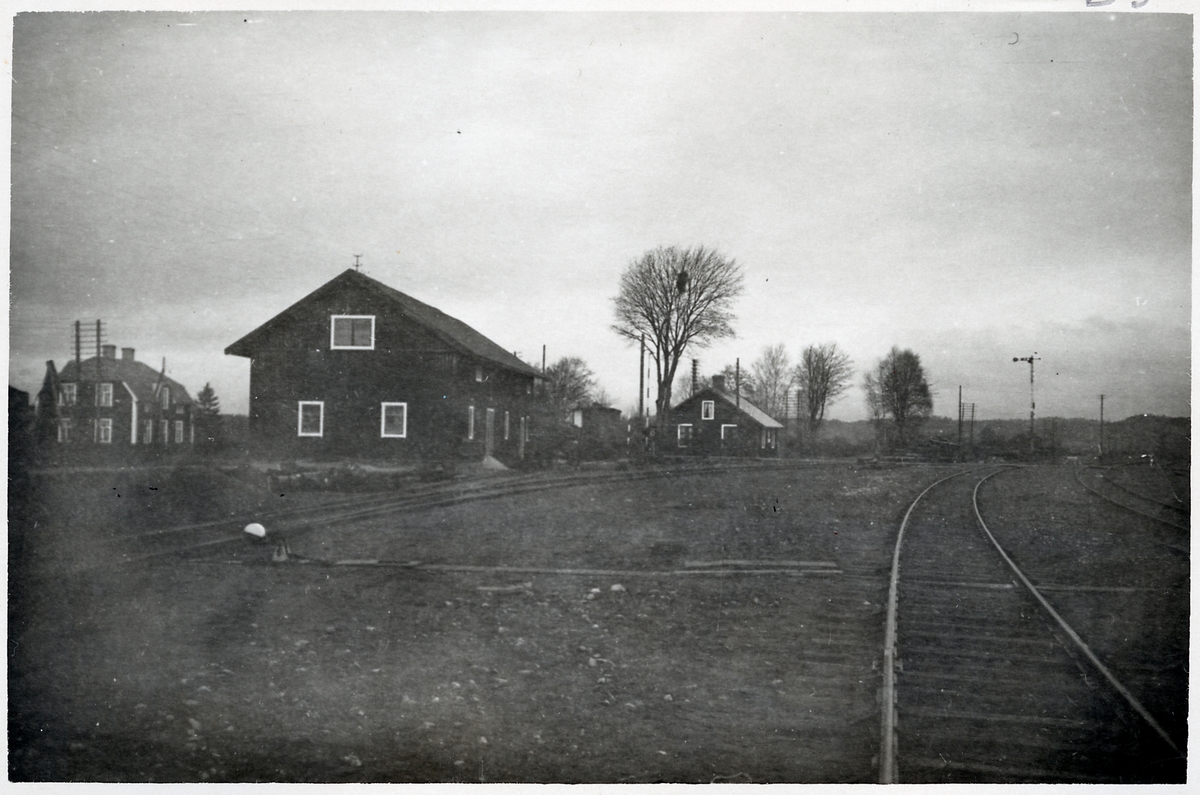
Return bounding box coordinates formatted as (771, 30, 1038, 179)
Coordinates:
(807, 414, 1188, 464)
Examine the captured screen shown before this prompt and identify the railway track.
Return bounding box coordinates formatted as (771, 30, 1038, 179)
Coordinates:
(1075, 464, 1189, 532)
(102, 458, 823, 564)
(883, 466, 1187, 783)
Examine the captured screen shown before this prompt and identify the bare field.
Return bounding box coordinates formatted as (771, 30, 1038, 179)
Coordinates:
(9, 462, 1183, 782)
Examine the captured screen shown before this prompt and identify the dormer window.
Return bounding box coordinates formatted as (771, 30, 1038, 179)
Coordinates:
(331, 315, 375, 350)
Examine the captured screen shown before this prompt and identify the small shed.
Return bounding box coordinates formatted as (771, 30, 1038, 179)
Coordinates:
(669, 374, 782, 456)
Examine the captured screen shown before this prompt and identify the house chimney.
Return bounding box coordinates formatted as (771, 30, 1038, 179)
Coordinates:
(712, 374, 726, 392)
(102, 344, 117, 359)
(121, 347, 135, 362)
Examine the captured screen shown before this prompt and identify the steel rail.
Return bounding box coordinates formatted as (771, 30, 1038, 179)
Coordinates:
(113, 458, 834, 563)
(1074, 466, 1189, 533)
(878, 466, 991, 784)
(970, 471, 1182, 755)
(1097, 471, 1188, 513)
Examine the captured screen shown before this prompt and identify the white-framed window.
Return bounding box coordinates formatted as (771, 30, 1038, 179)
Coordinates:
(298, 401, 324, 437)
(97, 382, 113, 407)
(721, 424, 737, 440)
(467, 405, 475, 440)
(381, 402, 408, 438)
(701, 400, 715, 420)
(504, 411, 510, 441)
(143, 419, 154, 443)
(95, 418, 113, 444)
(59, 383, 77, 406)
(330, 315, 375, 350)
(677, 423, 694, 448)
(57, 418, 73, 443)
(160, 386, 170, 410)
(175, 420, 184, 443)
(161, 420, 170, 443)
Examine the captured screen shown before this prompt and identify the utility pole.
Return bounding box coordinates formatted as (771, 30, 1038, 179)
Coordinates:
(95, 320, 101, 443)
(353, 254, 362, 271)
(957, 386, 963, 459)
(1012, 354, 1040, 459)
(1099, 394, 1105, 459)
(638, 334, 645, 421)
(735, 358, 741, 410)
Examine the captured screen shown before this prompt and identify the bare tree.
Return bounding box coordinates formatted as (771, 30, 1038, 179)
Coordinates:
(591, 387, 614, 408)
(542, 356, 595, 418)
(750, 343, 792, 419)
(612, 246, 744, 430)
(863, 346, 933, 450)
(795, 342, 853, 436)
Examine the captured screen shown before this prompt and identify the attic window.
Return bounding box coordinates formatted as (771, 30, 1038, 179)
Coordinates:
(160, 387, 170, 410)
(97, 383, 113, 407)
(59, 383, 77, 406)
(475, 366, 484, 382)
(331, 315, 375, 350)
(701, 400, 715, 420)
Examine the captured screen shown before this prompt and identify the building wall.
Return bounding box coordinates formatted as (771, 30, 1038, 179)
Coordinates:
(55, 378, 193, 451)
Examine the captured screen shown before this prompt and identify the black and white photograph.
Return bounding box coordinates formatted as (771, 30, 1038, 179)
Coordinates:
(7, 3, 1192, 784)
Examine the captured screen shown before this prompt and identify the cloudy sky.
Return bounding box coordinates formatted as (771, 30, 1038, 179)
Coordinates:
(8, 7, 1192, 423)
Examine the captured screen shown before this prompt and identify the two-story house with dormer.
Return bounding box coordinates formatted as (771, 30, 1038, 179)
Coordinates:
(224, 269, 541, 463)
(45, 345, 195, 453)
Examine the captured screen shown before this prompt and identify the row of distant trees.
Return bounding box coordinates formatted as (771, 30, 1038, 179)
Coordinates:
(612, 244, 932, 452)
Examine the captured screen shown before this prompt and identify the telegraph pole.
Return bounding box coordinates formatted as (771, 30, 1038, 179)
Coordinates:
(1012, 354, 1040, 458)
(957, 386, 963, 458)
(638, 334, 645, 420)
(735, 358, 741, 410)
(1099, 394, 1105, 459)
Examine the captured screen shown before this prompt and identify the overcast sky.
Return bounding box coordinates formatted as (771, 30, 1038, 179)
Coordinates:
(8, 8, 1192, 423)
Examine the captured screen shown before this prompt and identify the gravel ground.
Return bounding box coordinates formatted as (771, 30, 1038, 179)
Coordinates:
(12, 461, 1181, 782)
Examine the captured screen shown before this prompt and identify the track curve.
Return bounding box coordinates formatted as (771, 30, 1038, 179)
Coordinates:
(882, 465, 1185, 783)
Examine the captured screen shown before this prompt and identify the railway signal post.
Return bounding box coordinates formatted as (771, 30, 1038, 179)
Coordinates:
(1012, 354, 1040, 458)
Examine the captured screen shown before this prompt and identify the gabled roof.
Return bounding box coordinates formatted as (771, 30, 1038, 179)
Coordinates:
(60, 356, 194, 405)
(224, 269, 540, 377)
(675, 387, 784, 429)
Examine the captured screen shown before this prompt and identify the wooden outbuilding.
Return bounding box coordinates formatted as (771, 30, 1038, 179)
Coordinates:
(669, 374, 782, 456)
(224, 268, 540, 463)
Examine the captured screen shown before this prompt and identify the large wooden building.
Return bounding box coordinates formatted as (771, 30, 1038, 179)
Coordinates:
(669, 375, 782, 456)
(40, 345, 196, 452)
(225, 269, 541, 462)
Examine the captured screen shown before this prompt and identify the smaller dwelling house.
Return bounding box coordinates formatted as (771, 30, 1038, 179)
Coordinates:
(669, 375, 782, 456)
(43, 345, 195, 450)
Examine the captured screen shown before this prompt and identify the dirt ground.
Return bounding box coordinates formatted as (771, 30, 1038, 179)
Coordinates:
(7, 461, 1185, 782)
